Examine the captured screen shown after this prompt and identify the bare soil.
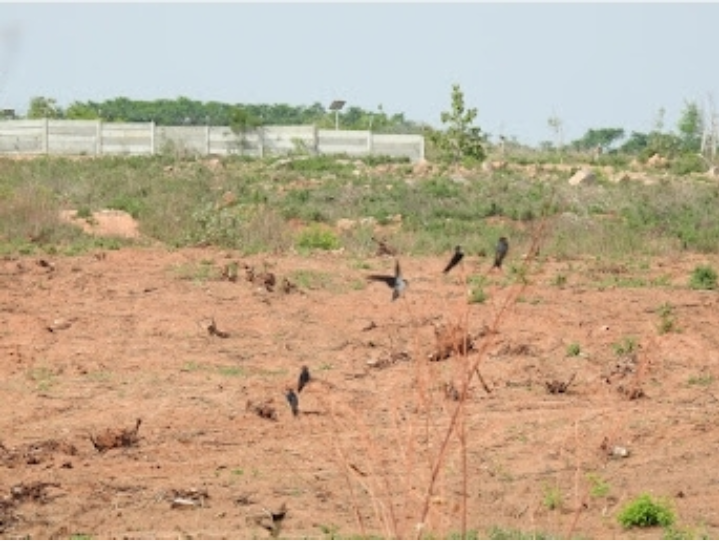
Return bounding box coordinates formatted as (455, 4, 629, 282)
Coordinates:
(1, 212, 719, 540)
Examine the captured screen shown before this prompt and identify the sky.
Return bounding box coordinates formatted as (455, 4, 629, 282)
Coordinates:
(0, 2, 717, 146)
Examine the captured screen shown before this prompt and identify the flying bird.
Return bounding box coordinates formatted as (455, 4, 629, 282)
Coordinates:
(493, 237, 509, 270)
(298, 365, 311, 393)
(443, 245, 464, 274)
(367, 259, 408, 301)
(285, 388, 299, 417)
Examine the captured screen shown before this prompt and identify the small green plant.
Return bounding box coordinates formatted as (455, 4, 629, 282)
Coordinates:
(541, 484, 563, 511)
(617, 493, 675, 529)
(172, 260, 218, 282)
(295, 224, 341, 251)
(689, 264, 717, 290)
(586, 472, 611, 498)
(28, 365, 56, 392)
(551, 273, 567, 287)
(566, 342, 582, 357)
(75, 206, 93, 220)
(509, 263, 530, 285)
(486, 526, 551, 540)
(658, 302, 678, 334)
(318, 523, 341, 540)
(613, 336, 638, 357)
(469, 285, 487, 304)
(217, 365, 244, 377)
(662, 523, 710, 540)
(289, 269, 333, 291)
(687, 373, 714, 386)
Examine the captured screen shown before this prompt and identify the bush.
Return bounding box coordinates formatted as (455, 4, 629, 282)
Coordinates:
(617, 494, 675, 529)
(295, 224, 341, 251)
(689, 265, 717, 290)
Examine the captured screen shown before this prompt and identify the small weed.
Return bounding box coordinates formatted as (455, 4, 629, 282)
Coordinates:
(181, 361, 203, 372)
(566, 342, 582, 357)
(658, 302, 678, 334)
(687, 374, 714, 386)
(509, 263, 530, 285)
(586, 472, 611, 498)
(289, 269, 333, 291)
(75, 206, 93, 220)
(318, 523, 341, 540)
(295, 224, 341, 251)
(541, 484, 563, 511)
(469, 286, 487, 304)
(217, 365, 244, 377)
(28, 366, 56, 392)
(69, 534, 94, 541)
(172, 260, 218, 282)
(663, 523, 710, 540)
(617, 493, 675, 529)
(689, 265, 718, 290)
(486, 526, 552, 540)
(468, 274, 488, 304)
(446, 529, 479, 540)
(613, 336, 638, 357)
(551, 273, 567, 287)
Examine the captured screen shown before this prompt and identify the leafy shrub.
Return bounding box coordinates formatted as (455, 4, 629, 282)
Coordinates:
(566, 343, 581, 357)
(670, 153, 706, 175)
(617, 494, 675, 529)
(295, 224, 341, 251)
(689, 265, 717, 290)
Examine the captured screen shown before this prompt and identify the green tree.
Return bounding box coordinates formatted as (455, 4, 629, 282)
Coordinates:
(571, 127, 625, 152)
(429, 83, 486, 164)
(677, 99, 703, 152)
(26, 96, 63, 119)
(65, 101, 102, 120)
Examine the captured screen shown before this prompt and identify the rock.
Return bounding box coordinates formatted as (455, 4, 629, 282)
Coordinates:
(647, 153, 668, 168)
(412, 159, 431, 176)
(568, 168, 596, 186)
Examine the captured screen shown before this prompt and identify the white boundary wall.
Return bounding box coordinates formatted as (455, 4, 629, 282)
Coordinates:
(0, 120, 424, 162)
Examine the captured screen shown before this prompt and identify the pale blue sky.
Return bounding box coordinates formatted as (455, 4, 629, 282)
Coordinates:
(0, 2, 716, 146)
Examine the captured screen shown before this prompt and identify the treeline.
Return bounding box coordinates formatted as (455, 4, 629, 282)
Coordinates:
(20, 95, 426, 134)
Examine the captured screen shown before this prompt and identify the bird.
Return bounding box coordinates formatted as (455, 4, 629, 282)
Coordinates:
(443, 245, 464, 274)
(285, 389, 299, 417)
(298, 365, 311, 393)
(367, 259, 408, 301)
(493, 237, 509, 270)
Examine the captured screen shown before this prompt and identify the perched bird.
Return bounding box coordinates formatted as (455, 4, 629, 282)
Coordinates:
(493, 237, 509, 269)
(371, 236, 398, 257)
(367, 259, 408, 301)
(443, 245, 464, 274)
(298, 365, 311, 393)
(285, 389, 299, 417)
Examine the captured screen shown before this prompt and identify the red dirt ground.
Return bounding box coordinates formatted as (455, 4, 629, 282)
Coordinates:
(1, 212, 719, 540)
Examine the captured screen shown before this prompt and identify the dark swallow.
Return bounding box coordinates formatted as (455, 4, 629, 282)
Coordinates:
(443, 245, 464, 274)
(298, 365, 311, 393)
(493, 237, 509, 269)
(367, 259, 408, 301)
(285, 388, 299, 417)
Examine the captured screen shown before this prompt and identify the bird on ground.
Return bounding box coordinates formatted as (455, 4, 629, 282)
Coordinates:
(493, 237, 509, 270)
(367, 259, 408, 301)
(285, 388, 299, 417)
(443, 245, 464, 274)
(298, 365, 311, 393)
